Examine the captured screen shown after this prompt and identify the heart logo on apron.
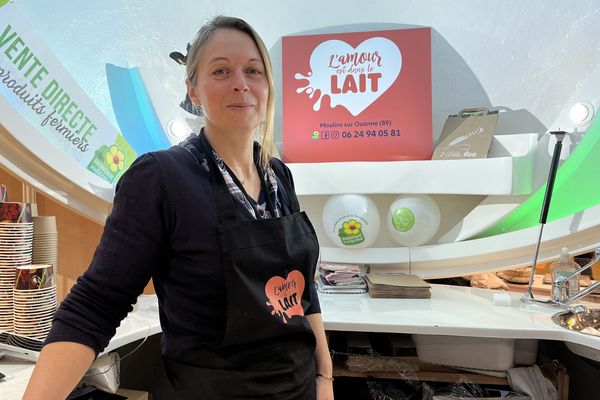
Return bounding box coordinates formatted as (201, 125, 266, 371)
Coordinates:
(264, 270, 305, 324)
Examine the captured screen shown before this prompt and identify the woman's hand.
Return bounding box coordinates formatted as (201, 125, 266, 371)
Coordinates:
(316, 375, 335, 400)
(306, 314, 334, 399)
(23, 342, 96, 400)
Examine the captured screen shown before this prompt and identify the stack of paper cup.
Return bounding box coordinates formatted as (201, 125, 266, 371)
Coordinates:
(11, 264, 57, 350)
(32, 216, 58, 275)
(0, 222, 33, 336)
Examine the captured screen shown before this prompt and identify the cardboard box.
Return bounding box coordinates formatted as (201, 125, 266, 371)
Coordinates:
(432, 108, 499, 160)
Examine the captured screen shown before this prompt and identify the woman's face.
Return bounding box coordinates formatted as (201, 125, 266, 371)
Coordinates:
(187, 28, 269, 136)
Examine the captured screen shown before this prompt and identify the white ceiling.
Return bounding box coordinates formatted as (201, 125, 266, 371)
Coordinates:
(15, 0, 600, 143)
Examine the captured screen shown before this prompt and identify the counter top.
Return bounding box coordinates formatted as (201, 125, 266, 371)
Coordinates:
(2, 286, 600, 399)
(0, 295, 161, 400)
(320, 284, 600, 351)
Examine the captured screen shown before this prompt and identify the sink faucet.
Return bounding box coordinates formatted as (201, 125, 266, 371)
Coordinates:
(519, 129, 599, 314)
(553, 248, 600, 305)
(523, 247, 600, 314)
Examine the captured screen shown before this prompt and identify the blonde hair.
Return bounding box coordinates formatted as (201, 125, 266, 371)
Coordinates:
(186, 16, 275, 170)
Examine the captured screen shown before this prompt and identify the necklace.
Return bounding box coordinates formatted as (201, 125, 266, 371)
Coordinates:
(231, 165, 255, 186)
(237, 171, 252, 186)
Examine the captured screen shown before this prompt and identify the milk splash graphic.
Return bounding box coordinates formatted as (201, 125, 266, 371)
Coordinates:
(295, 37, 402, 116)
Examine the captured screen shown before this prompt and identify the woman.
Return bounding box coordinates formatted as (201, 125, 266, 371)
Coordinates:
(24, 16, 334, 400)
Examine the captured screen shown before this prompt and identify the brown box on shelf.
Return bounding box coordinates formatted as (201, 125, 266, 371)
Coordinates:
(365, 273, 431, 299)
(346, 354, 420, 373)
(345, 332, 419, 373)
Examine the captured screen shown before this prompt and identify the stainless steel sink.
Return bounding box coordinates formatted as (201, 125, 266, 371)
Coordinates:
(552, 309, 600, 362)
(552, 309, 600, 336)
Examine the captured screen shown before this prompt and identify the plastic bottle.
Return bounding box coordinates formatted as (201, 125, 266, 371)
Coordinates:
(550, 247, 580, 301)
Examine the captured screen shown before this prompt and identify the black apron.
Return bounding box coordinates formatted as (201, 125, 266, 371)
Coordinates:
(153, 133, 319, 399)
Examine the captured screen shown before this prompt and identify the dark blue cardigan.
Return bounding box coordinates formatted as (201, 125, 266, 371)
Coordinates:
(45, 141, 321, 363)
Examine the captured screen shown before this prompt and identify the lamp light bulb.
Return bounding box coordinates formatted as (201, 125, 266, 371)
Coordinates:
(569, 102, 594, 125)
(166, 119, 188, 142)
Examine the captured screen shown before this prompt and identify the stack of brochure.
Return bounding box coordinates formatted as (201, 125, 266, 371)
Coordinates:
(365, 273, 431, 299)
(317, 263, 367, 294)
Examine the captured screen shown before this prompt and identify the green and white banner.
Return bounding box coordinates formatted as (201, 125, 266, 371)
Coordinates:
(0, 3, 136, 185)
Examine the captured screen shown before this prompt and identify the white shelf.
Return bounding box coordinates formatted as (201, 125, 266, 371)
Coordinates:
(288, 133, 538, 196)
(293, 133, 552, 274)
(317, 203, 600, 278)
(320, 246, 410, 270)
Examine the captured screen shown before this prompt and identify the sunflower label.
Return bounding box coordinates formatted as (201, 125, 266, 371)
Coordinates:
(0, 6, 138, 187)
(337, 218, 366, 246)
(86, 134, 136, 184)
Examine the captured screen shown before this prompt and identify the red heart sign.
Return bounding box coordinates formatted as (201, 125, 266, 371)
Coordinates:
(265, 270, 305, 324)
